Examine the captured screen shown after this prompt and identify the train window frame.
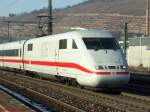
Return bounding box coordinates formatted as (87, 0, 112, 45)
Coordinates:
(59, 39, 67, 49)
(28, 44, 33, 51)
(72, 39, 78, 49)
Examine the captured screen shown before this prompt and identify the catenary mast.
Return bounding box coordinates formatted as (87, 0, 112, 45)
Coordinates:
(146, 0, 149, 36)
(48, 0, 53, 35)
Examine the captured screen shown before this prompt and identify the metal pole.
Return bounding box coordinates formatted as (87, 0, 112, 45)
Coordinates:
(8, 22, 9, 39)
(146, 0, 149, 36)
(140, 36, 142, 66)
(7, 21, 11, 41)
(123, 22, 128, 57)
(48, 0, 52, 35)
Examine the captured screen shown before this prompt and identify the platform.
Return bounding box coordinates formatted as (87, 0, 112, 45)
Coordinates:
(0, 90, 35, 112)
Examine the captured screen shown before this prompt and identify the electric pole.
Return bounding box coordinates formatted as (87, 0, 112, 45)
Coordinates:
(2, 21, 11, 41)
(123, 22, 128, 58)
(48, 0, 53, 35)
(7, 21, 10, 41)
(145, 0, 149, 36)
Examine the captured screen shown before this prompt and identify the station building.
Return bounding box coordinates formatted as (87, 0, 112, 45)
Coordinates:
(121, 36, 150, 68)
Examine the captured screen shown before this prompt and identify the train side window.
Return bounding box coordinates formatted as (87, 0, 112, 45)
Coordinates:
(59, 39, 67, 49)
(28, 44, 33, 51)
(72, 39, 78, 49)
(0, 49, 19, 56)
(0, 51, 2, 56)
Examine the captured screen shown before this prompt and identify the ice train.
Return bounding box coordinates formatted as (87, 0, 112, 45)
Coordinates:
(0, 30, 130, 89)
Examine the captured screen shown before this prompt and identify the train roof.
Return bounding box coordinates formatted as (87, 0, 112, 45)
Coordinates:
(33, 29, 114, 40)
(0, 40, 25, 46)
(0, 29, 114, 45)
(75, 29, 113, 38)
(50, 29, 114, 38)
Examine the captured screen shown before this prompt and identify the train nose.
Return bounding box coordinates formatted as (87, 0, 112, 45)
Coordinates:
(96, 74, 130, 88)
(88, 72, 130, 88)
(103, 76, 129, 88)
(77, 72, 130, 88)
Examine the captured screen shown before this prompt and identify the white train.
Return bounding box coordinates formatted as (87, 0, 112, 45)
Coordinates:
(0, 30, 130, 89)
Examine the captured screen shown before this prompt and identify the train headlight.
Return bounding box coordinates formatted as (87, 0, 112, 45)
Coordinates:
(120, 65, 127, 69)
(95, 66, 104, 70)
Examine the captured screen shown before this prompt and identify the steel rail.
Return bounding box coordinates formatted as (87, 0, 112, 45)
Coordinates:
(0, 78, 85, 112)
(0, 70, 150, 112)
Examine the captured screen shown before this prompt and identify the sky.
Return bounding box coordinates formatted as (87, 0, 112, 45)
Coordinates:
(0, 0, 86, 16)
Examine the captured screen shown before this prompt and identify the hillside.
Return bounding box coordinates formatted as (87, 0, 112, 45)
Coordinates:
(57, 0, 147, 16)
(0, 0, 149, 41)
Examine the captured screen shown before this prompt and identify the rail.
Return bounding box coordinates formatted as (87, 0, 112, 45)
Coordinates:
(0, 70, 150, 112)
(0, 78, 85, 112)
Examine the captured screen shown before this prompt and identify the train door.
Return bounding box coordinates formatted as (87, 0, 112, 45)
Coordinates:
(42, 40, 59, 75)
(23, 43, 33, 70)
(57, 38, 80, 78)
(2, 46, 5, 67)
(57, 39, 68, 76)
(55, 41, 59, 75)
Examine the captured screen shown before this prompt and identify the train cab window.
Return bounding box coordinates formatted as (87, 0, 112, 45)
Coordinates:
(72, 39, 78, 49)
(83, 38, 120, 50)
(59, 39, 67, 49)
(28, 44, 33, 51)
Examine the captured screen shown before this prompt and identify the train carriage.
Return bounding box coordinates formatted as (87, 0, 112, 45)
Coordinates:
(0, 41, 25, 69)
(0, 30, 130, 89)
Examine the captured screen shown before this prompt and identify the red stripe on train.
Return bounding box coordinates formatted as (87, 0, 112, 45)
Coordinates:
(116, 72, 129, 75)
(0, 59, 128, 75)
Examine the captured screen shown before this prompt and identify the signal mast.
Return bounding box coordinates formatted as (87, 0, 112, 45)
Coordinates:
(145, 0, 150, 36)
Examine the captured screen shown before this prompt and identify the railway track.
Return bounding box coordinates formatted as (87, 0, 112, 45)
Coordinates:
(130, 72, 150, 84)
(124, 83, 150, 95)
(125, 72, 150, 96)
(0, 85, 51, 112)
(0, 70, 150, 112)
(0, 79, 85, 112)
